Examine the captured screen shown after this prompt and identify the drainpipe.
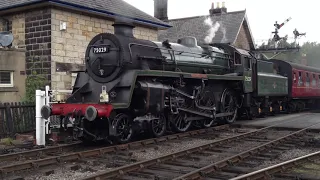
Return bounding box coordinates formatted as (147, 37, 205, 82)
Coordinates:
(36, 90, 46, 146)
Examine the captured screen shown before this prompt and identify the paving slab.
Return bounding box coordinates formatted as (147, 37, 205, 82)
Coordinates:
(234, 112, 320, 130)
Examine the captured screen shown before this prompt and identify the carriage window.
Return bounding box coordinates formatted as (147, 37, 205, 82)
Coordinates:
(306, 73, 310, 86)
(312, 74, 316, 86)
(293, 72, 297, 83)
(298, 72, 302, 86)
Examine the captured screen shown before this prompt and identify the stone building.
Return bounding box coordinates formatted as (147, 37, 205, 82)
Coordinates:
(0, 48, 26, 102)
(0, 0, 170, 90)
(156, 2, 256, 51)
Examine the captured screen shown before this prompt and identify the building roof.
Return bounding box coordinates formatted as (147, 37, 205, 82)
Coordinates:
(158, 10, 255, 49)
(0, 0, 171, 30)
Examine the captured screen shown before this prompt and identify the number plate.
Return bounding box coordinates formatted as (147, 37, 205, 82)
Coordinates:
(93, 47, 108, 54)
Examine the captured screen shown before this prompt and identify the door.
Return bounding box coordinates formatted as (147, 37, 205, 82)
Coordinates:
(243, 56, 253, 93)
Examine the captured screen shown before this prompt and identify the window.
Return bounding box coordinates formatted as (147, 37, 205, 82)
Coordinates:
(244, 57, 251, 70)
(312, 74, 317, 86)
(71, 73, 77, 88)
(298, 72, 303, 86)
(234, 52, 241, 65)
(306, 72, 310, 86)
(0, 71, 13, 87)
(293, 72, 297, 83)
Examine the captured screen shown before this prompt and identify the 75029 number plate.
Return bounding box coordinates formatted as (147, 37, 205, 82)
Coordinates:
(93, 47, 109, 54)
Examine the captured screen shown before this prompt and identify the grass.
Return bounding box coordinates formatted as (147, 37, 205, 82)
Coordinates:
(291, 162, 320, 176)
(0, 138, 14, 146)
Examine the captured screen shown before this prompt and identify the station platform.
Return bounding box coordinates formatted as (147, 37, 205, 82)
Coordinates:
(234, 112, 320, 131)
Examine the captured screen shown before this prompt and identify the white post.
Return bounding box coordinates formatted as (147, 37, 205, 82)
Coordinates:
(45, 85, 50, 135)
(36, 90, 45, 146)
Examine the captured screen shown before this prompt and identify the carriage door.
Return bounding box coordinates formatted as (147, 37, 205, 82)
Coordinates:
(243, 56, 253, 93)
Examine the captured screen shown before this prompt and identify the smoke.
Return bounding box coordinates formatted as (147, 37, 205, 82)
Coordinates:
(204, 17, 220, 44)
(220, 24, 228, 43)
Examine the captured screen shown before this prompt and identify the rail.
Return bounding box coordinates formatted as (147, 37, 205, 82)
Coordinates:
(230, 150, 320, 180)
(0, 141, 81, 162)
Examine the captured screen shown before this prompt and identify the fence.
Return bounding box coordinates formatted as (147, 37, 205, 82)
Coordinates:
(0, 102, 36, 138)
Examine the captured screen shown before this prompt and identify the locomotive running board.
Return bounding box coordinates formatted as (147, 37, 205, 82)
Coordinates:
(178, 107, 234, 120)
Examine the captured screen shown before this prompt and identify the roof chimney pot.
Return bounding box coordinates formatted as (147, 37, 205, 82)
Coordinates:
(209, 1, 227, 15)
(154, 0, 168, 22)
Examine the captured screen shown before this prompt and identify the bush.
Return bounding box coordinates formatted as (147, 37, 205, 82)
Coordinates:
(23, 71, 48, 103)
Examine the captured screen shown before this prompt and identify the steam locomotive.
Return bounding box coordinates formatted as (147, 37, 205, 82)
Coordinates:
(40, 21, 317, 144)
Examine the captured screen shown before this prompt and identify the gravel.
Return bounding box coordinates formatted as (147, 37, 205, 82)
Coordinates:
(25, 167, 103, 180)
(130, 129, 251, 161)
(131, 138, 218, 160)
(23, 160, 113, 180)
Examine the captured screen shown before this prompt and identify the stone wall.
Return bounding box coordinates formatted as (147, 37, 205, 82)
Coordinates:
(234, 22, 250, 50)
(0, 48, 26, 102)
(0, 13, 25, 47)
(25, 9, 52, 79)
(1, 9, 51, 79)
(51, 8, 158, 90)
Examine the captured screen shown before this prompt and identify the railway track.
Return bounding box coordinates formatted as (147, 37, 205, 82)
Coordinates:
(231, 150, 320, 180)
(80, 116, 320, 180)
(0, 124, 233, 179)
(0, 142, 82, 163)
(0, 113, 306, 164)
(0, 113, 315, 180)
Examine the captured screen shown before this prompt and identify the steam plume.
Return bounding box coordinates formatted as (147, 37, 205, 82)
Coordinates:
(204, 17, 220, 44)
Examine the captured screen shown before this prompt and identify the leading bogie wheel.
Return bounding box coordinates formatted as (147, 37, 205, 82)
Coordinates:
(112, 113, 134, 144)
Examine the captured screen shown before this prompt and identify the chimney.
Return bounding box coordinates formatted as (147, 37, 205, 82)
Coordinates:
(112, 20, 135, 37)
(209, 2, 227, 15)
(154, 0, 168, 21)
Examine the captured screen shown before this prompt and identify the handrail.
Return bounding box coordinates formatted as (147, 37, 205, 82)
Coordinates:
(128, 42, 232, 64)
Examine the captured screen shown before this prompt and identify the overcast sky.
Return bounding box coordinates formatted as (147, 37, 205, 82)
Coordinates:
(124, 0, 316, 45)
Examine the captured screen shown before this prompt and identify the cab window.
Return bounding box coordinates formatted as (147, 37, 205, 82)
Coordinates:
(243, 57, 251, 70)
(234, 52, 241, 65)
